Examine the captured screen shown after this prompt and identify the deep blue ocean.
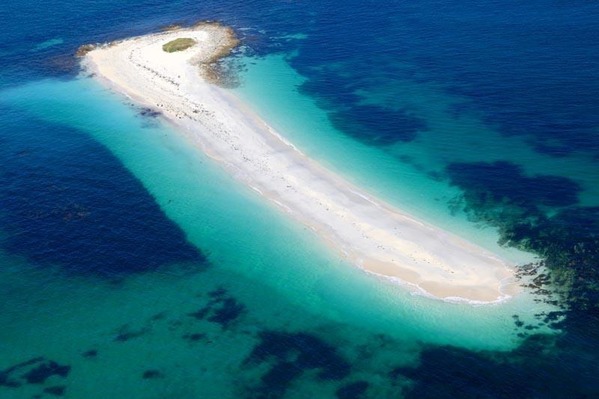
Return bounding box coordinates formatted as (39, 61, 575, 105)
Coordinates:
(1, 1, 598, 398)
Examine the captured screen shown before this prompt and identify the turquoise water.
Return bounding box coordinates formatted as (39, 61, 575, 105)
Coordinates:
(3, 77, 552, 343)
(0, 77, 555, 398)
(2, 0, 598, 397)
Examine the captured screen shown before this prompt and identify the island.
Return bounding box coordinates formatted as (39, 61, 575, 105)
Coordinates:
(81, 22, 517, 303)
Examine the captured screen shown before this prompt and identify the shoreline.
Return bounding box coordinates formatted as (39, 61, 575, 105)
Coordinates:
(82, 23, 520, 303)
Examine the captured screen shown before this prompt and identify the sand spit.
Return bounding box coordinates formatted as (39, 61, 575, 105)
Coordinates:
(82, 23, 518, 302)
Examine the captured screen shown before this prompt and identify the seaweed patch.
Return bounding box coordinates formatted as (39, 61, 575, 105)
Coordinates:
(188, 289, 246, 328)
(242, 331, 351, 398)
(391, 335, 570, 399)
(182, 333, 207, 342)
(44, 385, 67, 396)
(336, 381, 369, 399)
(0, 357, 70, 391)
(142, 370, 165, 379)
(82, 349, 98, 358)
(22, 361, 70, 384)
(114, 324, 150, 342)
(0, 357, 44, 387)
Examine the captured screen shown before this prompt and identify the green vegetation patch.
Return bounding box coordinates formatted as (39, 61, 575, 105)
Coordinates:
(162, 38, 196, 53)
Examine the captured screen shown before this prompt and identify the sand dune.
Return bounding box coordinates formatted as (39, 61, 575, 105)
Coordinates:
(82, 23, 517, 302)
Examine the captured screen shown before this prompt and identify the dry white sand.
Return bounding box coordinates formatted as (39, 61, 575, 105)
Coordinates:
(82, 23, 518, 302)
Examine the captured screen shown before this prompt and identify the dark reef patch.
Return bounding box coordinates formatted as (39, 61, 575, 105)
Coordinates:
(0, 357, 44, 387)
(434, 158, 599, 398)
(168, 320, 184, 331)
(446, 161, 581, 209)
(0, 357, 70, 390)
(150, 312, 168, 321)
(82, 349, 97, 359)
(393, 333, 599, 399)
(299, 79, 426, 146)
(142, 370, 165, 379)
(336, 381, 369, 399)
(182, 332, 207, 342)
(207, 297, 245, 327)
(43, 385, 67, 396)
(188, 289, 245, 328)
(114, 325, 150, 342)
(260, 361, 303, 393)
(243, 331, 351, 398)
(0, 109, 205, 278)
(22, 361, 71, 384)
(208, 287, 227, 299)
(445, 160, 599, 324)
(293, 75, 428, 146)
(327, 105, 425, 146)
(287, 1, 599, 161)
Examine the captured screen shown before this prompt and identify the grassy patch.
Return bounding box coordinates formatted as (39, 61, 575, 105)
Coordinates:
(162, 38, 196, 53)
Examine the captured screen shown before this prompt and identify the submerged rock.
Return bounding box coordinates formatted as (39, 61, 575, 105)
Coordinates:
(44, 385, 67, 396)
(82, 350, 98, 359)
(142, 370, 165, 379)
(188, 289, 246, 328)
(22, 361, 71, 384)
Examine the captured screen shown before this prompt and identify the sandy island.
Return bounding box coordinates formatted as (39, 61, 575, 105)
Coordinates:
(81, 23, 518, 302)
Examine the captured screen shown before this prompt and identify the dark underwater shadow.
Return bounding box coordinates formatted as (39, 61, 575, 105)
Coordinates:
(0, 106, 205, 279)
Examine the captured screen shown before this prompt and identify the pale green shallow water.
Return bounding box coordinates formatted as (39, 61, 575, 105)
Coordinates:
(0, 72, 558, 397)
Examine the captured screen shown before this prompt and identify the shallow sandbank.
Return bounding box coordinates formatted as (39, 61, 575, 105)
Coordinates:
(82, 23, 519, 302)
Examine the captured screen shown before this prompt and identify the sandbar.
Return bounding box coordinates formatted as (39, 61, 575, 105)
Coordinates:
(82, 23, 518, 302)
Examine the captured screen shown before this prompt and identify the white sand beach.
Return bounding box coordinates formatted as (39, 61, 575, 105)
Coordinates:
(82, 23, 518, 302)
